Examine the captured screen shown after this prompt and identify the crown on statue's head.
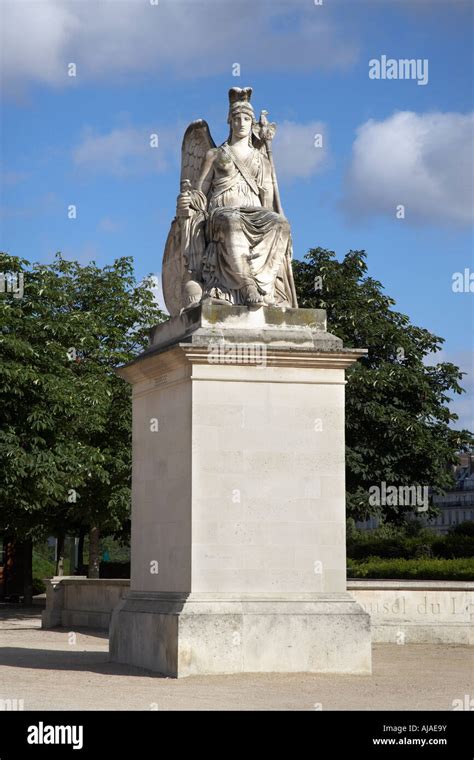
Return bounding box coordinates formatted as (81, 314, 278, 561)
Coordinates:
(228, 86, 253, 105)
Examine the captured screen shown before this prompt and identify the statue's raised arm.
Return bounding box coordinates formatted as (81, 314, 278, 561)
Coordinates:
(162, 87, 298, 316)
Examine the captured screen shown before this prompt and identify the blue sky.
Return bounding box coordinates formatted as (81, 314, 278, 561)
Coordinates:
(1, 0, 473, 429)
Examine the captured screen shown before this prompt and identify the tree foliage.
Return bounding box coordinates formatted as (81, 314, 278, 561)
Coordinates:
(0, 252, 163, 542)
(293, 248, 473, 522)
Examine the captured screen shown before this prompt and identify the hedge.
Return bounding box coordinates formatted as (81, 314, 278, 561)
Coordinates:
(347, 557, 474, 581)
(347, 522, 474, 560)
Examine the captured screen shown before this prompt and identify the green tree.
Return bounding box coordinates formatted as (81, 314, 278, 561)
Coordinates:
(293, 248, 473, 523)
(0, 252, 164, 577)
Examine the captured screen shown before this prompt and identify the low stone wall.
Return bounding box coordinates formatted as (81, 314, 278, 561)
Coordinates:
(348, 580, 474, 645)
(42, 577, 474, 645)
(41, 577, 130, 630)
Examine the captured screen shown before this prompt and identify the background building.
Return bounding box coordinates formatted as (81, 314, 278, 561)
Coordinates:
(429, 453, 474, 534)
(356, 453, 474, 534)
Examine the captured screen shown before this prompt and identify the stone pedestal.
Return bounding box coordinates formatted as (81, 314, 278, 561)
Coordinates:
(109, 302, 372, 676)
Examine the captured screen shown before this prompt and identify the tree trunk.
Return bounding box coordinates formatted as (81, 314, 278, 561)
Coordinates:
(55, 533, 65, 576)
(68, 536, 78, 575)
(23, 539, 33, 605)
(88, 527, 100, 579)
(77, 529, 85, 574)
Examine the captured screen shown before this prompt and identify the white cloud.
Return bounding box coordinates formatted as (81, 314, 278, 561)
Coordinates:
(273, 121, 328, 181)
(1, 0, 358, 90)
(343, 111, 474, 227)
(1, 0, 79, 89)
(1, 168, 30, 186)
(72, 126, 180, 177)
(99, 216, 120, 233)
(0, 191, 60, 220)
(72, 120, 327, 181)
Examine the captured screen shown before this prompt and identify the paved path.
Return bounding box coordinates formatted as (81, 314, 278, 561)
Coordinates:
(0, 607, 472, 711)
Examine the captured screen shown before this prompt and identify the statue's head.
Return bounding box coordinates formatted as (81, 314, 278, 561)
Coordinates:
(227, 87, 256, 144)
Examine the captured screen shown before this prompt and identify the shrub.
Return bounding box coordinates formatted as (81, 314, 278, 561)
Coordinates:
(32, 550, 55, 580)
(32, 577, 46, 595)
(347, 521, 474, 561)
(347, 557, 474, 581)
(431, 534, 474, 559)
(449, 520, 474, 537)
(346, 524, 437, 560)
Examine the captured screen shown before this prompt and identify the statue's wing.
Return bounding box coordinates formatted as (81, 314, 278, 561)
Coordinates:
(162, 219, 184, 317)
(181, 120, 216, 188)
(162, 121, 215, 316)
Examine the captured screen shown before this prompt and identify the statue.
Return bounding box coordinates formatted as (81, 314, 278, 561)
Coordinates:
(162, 87, 298, 315)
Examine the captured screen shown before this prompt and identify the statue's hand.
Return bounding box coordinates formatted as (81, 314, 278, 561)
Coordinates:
(176, 190, 192, 218)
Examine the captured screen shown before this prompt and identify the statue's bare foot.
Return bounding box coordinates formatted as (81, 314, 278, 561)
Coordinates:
(242, 283, 264, 305)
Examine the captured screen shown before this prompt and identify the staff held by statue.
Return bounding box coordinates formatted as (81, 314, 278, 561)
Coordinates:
(257, 110, 284, 218)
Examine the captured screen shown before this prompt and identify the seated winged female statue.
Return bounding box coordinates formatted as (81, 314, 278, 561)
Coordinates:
(162, 87, 298, 315)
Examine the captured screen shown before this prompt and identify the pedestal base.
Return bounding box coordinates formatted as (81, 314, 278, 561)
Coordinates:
(110, 304, 372, 677)
(110, 592, 371, 676)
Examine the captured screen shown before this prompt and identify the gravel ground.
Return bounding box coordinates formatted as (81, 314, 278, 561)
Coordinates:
(0, 607, 472, 711)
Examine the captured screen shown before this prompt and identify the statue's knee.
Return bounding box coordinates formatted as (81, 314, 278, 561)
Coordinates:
(270, 214, 290, 235)
(221, 212, 240, 234)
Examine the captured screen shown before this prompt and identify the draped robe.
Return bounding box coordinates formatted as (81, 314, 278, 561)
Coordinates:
(187, 143, 297, 307)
